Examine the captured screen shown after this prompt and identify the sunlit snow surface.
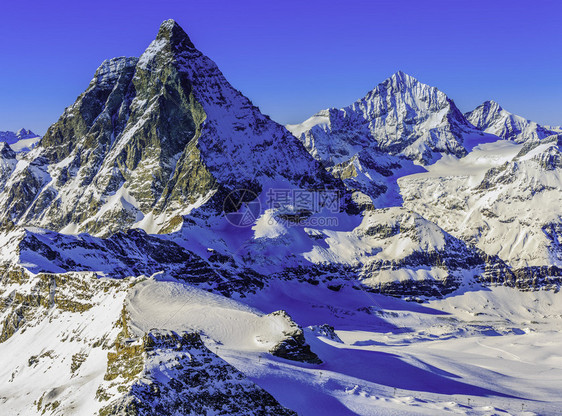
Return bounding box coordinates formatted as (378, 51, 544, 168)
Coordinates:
(399, 137, 562, 267)
(4, 273, 561, 415)
(238, 281, 562, 415)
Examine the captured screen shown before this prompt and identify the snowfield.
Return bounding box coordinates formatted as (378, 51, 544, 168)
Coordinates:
(4, 274, 562, 415)
(237, 281, 562, 415)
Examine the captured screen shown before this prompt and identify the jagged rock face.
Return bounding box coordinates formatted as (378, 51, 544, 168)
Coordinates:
(287, 71, 483, 166)
(0, 20, 342, 237)
(465, 100, 558, 143)
(400, 134, 562, 270)
(0, 143, 18, 192)
(478, 263, 562, 292)
(267, 310, 321, 364)
(15, 227, 266, 296)
(99, 331, 297, 416)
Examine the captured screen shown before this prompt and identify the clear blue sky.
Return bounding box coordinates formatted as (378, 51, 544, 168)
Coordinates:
(1, 0, 561, 135)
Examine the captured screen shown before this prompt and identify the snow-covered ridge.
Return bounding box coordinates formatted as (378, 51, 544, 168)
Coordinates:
(465, 100, 558, 143)
(287, 70, 486, 166)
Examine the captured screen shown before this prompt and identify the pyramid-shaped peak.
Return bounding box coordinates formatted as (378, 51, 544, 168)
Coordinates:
(14, 128, 39, 139)
(369, 71, 425, 94)
(138, 19, 198, 68)
(155, 19, 196, 50)
(390, 70, 417, 83)
(365, 71, 431, 99)
(481, 100, 503, 111)
(0, 141, 16, 159)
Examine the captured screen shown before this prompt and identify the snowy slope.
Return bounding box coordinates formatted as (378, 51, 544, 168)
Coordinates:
(0, 274, 296, 415)
(0, 204, 495, 298)
(0, 271, 129, 415)
(160, 205, 505, 297)
(4, 272, 561, 416)
(1, 18, 562, 416)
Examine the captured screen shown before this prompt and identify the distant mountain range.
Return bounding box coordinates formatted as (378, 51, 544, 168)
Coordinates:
(465, 99, 561, 142)
(0, 128, 41, 152)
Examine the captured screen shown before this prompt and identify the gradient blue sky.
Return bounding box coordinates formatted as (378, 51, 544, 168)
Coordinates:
(1, 0, 561, 135)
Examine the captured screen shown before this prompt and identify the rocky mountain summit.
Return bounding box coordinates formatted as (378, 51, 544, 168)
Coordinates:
(0, 20, 342, 237)
(286, 71, 497, 206)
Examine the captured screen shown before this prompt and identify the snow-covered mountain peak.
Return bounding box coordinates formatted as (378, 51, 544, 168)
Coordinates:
(138, 19, 198, 69)
(380, 70, 419, 91)
(155, 18, 196, 49)
(0, 128, 39, 142)
(466, 100, 556, 143)
(0, 19, 344, 236)
(0, 142, 16, 159)
(484, 99, 501, 109)
(3, 21, 562, 416)
(358, 71, 457, 121)
(15, 128, 36, 138)
(289, 70, 483, 168)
